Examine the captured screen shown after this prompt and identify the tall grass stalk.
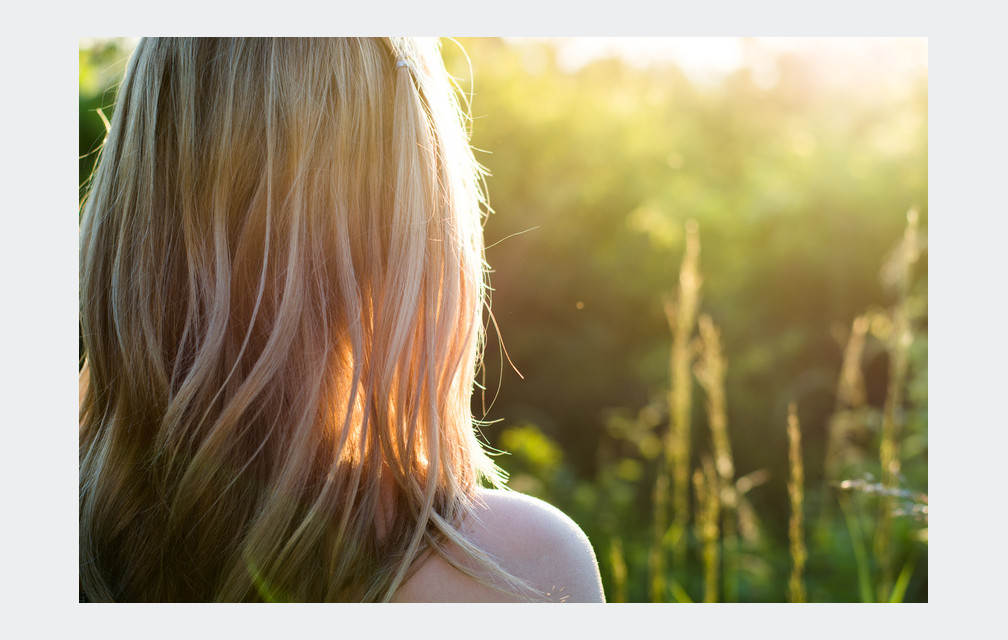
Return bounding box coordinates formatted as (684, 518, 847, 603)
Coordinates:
(662, 219, 702, 580)
(648, 471, 669, 601)
(609, 536, 629, 603)
(818, 313, 871, 536)
(694, 314, 738, 601)
(837, 492, 874, 603)
(874, 208, 920, 599)
(837, 314, 870, 409)
(693, 457, 720, 602)
(787, 402, 807, 603)
(888, 553, 917, 603)
(824, 314, 870, 479)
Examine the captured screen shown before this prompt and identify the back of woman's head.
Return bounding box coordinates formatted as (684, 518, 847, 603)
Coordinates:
(79, 37, 511, 602)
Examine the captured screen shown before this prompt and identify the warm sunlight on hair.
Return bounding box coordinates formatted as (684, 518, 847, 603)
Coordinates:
(79, 37, 542, 602)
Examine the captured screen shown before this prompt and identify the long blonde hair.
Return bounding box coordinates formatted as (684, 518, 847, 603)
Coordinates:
(79, 37, 517, 601)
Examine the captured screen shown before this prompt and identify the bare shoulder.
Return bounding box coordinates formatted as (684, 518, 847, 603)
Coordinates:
(466, 489, 605, 601)
(391, 489, 605, 603)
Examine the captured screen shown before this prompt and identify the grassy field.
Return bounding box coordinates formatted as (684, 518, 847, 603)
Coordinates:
(497, 210, 927, 602)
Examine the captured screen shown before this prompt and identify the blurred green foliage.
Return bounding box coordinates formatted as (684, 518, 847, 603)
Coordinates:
(443, 37, 927, 602)
(79, 39, 133, 202)
(80, 38, 927, 602)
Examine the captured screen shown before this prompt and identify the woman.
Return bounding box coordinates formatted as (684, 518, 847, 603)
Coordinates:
(79, 37, 603, 602)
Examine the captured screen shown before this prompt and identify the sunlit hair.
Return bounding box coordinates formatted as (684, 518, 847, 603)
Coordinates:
(80, 37, 522, 601)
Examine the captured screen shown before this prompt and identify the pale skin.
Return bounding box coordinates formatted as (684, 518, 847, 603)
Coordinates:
(391, 489, 606, 603)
